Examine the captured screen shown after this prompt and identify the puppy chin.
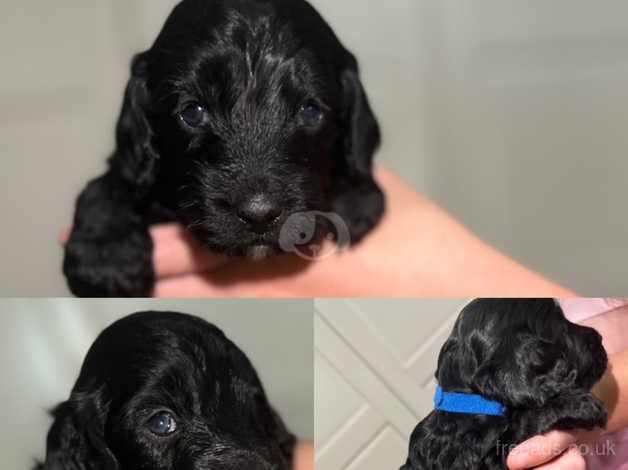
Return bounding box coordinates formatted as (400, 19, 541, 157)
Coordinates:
(246, 244, 275, 261)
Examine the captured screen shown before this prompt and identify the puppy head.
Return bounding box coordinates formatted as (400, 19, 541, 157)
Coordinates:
(39, 312, 295, 470)
(111, 0, 380, 256)
(436, 299, 607, 408)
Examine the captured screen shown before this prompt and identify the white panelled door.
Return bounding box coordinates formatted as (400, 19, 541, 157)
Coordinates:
(315, 299, 470, 470)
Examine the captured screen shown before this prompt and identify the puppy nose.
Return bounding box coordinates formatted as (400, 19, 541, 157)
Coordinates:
(237, 194, 281, 228)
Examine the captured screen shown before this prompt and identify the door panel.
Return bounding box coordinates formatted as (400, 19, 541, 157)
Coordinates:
(315, 299, 470, 470)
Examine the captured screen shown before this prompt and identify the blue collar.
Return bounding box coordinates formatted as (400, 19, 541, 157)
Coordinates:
(434, 386, 506, 417)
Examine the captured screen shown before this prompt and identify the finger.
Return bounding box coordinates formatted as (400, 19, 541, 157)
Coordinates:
(153, 254, 309, 298)
(507, 431, 577, 469)
(294, 442, 314, 470)
(154, 273, 251, 298)
(154, 274, 215, 298)
(59, 228, 70, 245)
(59, 224, 228, 276)
(151, 224, 229, 278)
(533, 447, 585, 470)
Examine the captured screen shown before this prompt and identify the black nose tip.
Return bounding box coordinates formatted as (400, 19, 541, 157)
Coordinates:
(237, 194, 281, 228)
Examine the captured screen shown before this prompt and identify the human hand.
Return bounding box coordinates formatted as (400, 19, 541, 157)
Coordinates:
(294, 442, 313, 470)
(60, 210, 377, 297)
(130, 168, 423, 297)
(507, 430, 585, 470)
(149, 168, 572, 297)
(62, 168, 572, 297)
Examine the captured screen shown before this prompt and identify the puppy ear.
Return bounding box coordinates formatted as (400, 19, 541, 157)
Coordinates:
(435, 334, 486, 390)
(267, 406, 297, 465)
(475, 338, 578, 408)
(331, 60, 385, 243)
(541, 391, 607, 433)
(109, 52, 159, 187)
(252, 390, 296, 466)
(339, 63, 381, 179)
(39, 391, 119, 470)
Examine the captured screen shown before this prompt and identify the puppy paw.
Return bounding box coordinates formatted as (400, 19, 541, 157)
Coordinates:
(576, 393, 608, 429)
(332, 176, 385, 245)
(545, 392, 608, 433)
(63, 229, 154, 297)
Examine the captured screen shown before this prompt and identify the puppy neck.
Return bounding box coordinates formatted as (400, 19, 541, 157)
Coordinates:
(405, 410, 509, 469)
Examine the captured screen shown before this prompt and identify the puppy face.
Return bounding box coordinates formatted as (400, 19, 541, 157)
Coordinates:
(436, 299, 607, 408)
(38, 312, 295, 470)
(115, 0, 382, 257)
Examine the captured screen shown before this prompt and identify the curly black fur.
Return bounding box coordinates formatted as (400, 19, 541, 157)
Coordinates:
(401, 299, 608, 470)
(64, 0, 384, 297)
(35, 312, 296, 470)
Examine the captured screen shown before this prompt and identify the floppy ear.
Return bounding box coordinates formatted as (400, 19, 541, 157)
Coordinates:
(109, 52, 159, 187)
(473, 337, 578, 408)
(435, 333, 487, 390)
(331, 60, 385, 243)
(434, 337, 462, 385)
(250, 389, 296, 467)
(339, 64, 381, 179)
(227, 339, 296, 468)
(39, 391, 119, 470)
(267, 406, 297, 466)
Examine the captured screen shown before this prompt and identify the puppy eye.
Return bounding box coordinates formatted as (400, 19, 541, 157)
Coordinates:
(297, 100, 324, 127)
(179, 102, 206, 127)
(146, 411, 178, 436)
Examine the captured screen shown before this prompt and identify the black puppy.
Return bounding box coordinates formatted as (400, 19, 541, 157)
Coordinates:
(64, 0, 384, 297)
(36, 312, 295, 470)
(401, 299, 608, 470)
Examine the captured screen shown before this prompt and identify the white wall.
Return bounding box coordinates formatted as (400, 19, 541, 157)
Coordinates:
(408, 0, 628, 295)
(0, 299, 313, 469)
